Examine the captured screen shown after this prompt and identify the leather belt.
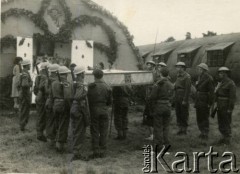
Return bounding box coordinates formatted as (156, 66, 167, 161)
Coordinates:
(73, 100, 85, 104)
(197, 91, 208, 94)
(176, 88, 184, 91)
(91, 102, 107, 106)
(54, 98, 64, 101)
(217, 97, 229, 100)
(156, 100, 170, 104)
(73, 100, 79, 104)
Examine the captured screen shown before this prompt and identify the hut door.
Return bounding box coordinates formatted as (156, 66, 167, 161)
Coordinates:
(71, 40, 94, 69)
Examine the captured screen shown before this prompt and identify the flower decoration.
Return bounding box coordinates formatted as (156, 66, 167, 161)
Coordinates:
(1, 0, 143, 68)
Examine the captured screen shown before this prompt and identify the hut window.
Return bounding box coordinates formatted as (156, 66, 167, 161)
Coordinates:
(152, 49, 173, 63)
(207, 50, 225, 67)
(153, 55, 168, 63)
(177, 46, 200, 67)
(177, 53, 193, 67)
(206, 42, 234, 67)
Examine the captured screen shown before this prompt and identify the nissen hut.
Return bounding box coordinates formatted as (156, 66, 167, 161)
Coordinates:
(139, 33, 240, 83)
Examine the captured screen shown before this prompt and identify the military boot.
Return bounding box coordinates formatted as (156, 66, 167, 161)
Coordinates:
(37, 134, 47, 142)
(122, 130, 127, 140)
(56, 142, 65, 153)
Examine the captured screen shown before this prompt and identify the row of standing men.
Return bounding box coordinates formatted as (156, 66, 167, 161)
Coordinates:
(17, 58, 237, 161)
(18, 59, 132, 161)
(144, 60, 236, 148)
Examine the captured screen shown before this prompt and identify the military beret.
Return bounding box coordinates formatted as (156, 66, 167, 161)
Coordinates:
(93, 69, 103, 79)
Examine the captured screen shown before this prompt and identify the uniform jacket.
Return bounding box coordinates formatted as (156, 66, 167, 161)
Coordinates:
(112, 86, 132, 107)
(174, 71, 191, 103)
(87, 79, 112, 106)
(19, 69, 32, 89)
(34, 74, 48, 103)
(195, 72, 214, 108)
(149, 77, 174, 104)
(152, 69, 159, 82)
(72, 81, 89, 123)
(216, 77, 236, 111)
(73, 81, 88, 103)
(44, 74, 57, 108)
(45, 74, 57, 96)
(52, 75, 73, 100)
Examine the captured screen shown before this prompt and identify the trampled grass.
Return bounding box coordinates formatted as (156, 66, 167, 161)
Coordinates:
(0, 101, 240, 173)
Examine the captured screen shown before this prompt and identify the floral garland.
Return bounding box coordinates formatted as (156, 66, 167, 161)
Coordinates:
(1, 8, 49, 32)
(37, 0, 51, 16)
(1, 0, 142, 67)
(94, 42, 113, 62)
(82, 0, 143, 68)
(66, 15, 118, 64)
(0, 35, 16, 50)
(58, 0, 72, 24)
(1, 8, 118, 64)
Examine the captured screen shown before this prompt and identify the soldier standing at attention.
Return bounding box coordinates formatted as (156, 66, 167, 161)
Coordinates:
(143, 60, 156, 141)
(174, 62, 191, 135)
(51, 66, 71, 152)
(195, 63, 214, 140)
(88, 69, 112, 159)
(19, 59, 33, 131)
(149, 67, 174, 147)
(70, 66, 89, 161)
(112, 85, 132, 140)
(156, 62, 167, 80)
(45, 64, 59, 146)
(146, 60, 157, 81)
(34, 62, 49, 142)
(215, 67, 236, 145)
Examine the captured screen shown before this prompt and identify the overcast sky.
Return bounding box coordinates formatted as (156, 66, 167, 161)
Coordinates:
(93, 0, 240, 46)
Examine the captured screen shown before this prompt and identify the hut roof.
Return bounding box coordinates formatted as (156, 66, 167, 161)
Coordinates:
(206, 42, 234, 51)
(138, 33, 240, 83)
(138, 33, 240, 67)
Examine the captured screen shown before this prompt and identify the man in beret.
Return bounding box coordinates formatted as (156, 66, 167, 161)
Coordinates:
(149, 67, 174, 147)
(87, 69, 112, 159)
(112, 85, 132, 140)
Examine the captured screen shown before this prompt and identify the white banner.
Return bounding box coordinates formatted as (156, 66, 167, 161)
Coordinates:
(17, 36, 36, 103)
(17, 37, 33, 70)
(71, 40, 94, 69)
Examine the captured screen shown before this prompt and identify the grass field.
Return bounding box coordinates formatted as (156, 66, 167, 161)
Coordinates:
(0, 99, 240, 173)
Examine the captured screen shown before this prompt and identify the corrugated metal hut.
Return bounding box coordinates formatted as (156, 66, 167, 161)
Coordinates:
(138, 33, 240, 83)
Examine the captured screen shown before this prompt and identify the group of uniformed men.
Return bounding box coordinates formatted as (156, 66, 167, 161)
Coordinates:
(17, 57, 236, 161)
(17, 58, 131, 161)
(143, 60, 236, 148)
